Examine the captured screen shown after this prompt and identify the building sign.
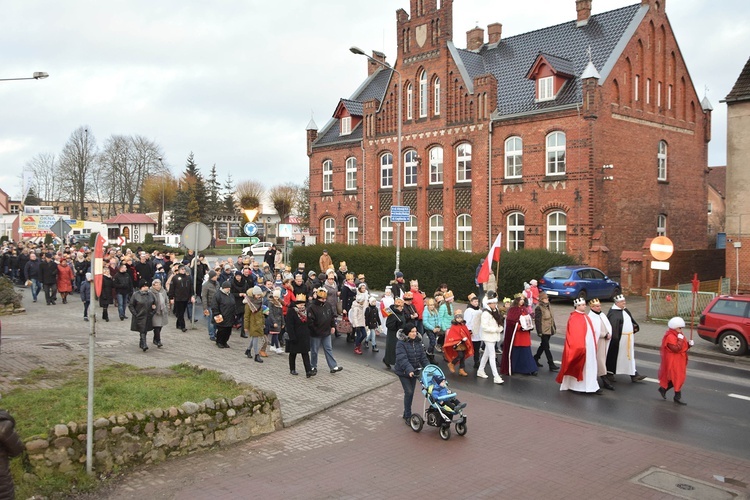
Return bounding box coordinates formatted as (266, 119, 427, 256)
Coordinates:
(212, 215, 243, 223)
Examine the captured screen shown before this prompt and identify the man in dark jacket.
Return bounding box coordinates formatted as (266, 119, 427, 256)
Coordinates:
(38, 252, 59, 305)
(113, 263, 134, 321)
(606, 295, 645, 383)
(168, 265, 194, 332)
(211, 280, 236, 348)
(0, 409, 24, 500)
(201, 270, 220, 341)
(134, 253, 154, 287)
(263, 244, 276, 273)
(307, 288, 342, 374)
(129, 280, 156, 351)
(24, 252, 42, 303)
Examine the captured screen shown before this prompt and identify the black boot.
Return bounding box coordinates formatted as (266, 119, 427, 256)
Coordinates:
(139, 333, 148, 351)
(658, 386, 667, 399)
(254, 354, 264, 363)
(601, 376, 615, 391)
(240, 331, 248, 338)
(534, 356, 543, 368)
(674, 391, 687, 405)
(548, 361, 559, 372)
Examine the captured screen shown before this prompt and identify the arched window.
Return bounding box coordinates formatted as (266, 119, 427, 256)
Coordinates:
(419, 70, 428, 118)
(657, 140, 667, 181)
(507, 212, 525, 250)
(547, 211, 567, 253)
(380, 216, 393, 247)
(345, 157, 357, 190)
(657, 214, 667, 236)
(456, 143, 472, 182)
(322, 160, 333, 192)
(347, 217, 359, 245)
(456, 214, 472, 252)
(323, 217, 335, 244)
(429, 215, 444, 249)
(404, 215, 418, 248)
(505, 136, 523, 178)
(404, 150, 418, 186)
(429, 146, 443, 184)
(546, 132, 566, 175)
(434, 77, 441, 115)
(380, 153, 393, 188)
(406, 83, 413, 120)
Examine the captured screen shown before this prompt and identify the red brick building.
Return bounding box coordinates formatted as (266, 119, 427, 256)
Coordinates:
(307, 0, 710, 277)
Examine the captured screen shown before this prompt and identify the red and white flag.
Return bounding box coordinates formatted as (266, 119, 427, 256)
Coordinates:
(477, 233, 502, 284)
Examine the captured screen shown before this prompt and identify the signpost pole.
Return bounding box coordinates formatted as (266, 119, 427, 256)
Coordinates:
(86, 234, 105, 475)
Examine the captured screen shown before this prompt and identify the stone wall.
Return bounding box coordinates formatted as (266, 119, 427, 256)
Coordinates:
(23, 387, 282, 477)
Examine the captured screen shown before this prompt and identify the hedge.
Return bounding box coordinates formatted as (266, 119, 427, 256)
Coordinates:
(289, 244, 578, 300)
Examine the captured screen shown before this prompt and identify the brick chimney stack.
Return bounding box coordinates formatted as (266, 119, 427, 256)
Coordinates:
(576, 0, 592, 27)
(488, 23, 502, 44)
(466, 26, 484, 51)
(368, 50, 387, 76)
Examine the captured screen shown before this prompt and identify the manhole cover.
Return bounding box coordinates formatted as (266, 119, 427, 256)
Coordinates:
(632, 467, 741, 499)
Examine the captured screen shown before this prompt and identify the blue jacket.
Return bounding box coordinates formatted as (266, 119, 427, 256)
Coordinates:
(80, 280, 91, 302)
(394, 330, 429, 378)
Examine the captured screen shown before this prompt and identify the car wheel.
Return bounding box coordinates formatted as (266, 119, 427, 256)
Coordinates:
(609, 287, 621, 301)
(718, 331, 748, 356)
(575, 290, 587, 302)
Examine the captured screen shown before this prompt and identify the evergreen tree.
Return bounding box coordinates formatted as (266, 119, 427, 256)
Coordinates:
(207, 164, 222, 215)
(24, 186, 42, 206)
(222, 173, 236, 214)
(167, 152, 210, 232)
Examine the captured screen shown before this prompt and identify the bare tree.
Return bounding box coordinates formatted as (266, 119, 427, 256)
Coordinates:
(125, 135, 165, 211)
(58, 126, 97, 219)
(269, 183, 297, 223)
(25, 152, 59, 203)
(98, 134, 129, 214)
(235, 179, 264, 210)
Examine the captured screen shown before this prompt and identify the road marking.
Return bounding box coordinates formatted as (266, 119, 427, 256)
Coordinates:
(728, 393, 750, 402)
(644, 377, 659, 384)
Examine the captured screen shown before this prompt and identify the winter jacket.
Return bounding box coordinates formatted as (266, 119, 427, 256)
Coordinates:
(409, 288, 425, 318)
(266, 299, 284, 333)
(340, 282, 357, 313)
(113, 271, 134, 294)
(244, 298, 266, 337)
(438, 301, 455, 331)
(57, 264, 75, 293)
(134, 261, 154, 285)
(129, 289, 155, 333)
(349, 295, 366, 329)
(480, 308, 504, 343)
(211, 290, 236, 328)
(365, 304, 381, 329)
(230, 275, 248, 309)
(394, 330, 429, 377)
(38, 259, 58, 285)
(80, 280, 91, 303)
(0, 410, 24, 500)
(201, 279, 219, 312)
(307, 300, 335, 338)
(24, 259, 40, 280)
(74, 258, 89, 279)
(150, 286, 170, 328)
(423, 308, 441, 332)
(99, 275, 114, 307)
(285, 308, 311, 354)
(168, 273, 193, 302)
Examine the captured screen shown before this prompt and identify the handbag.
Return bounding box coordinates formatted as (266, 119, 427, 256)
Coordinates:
(337, 316, 353, 335)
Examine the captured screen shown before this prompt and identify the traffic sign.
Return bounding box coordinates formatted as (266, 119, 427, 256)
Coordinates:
(93, 233, 106, 298)
(228, 237, 253, 244)
(117, 236, 127, 246)
(390, 205, 410, 223)
(244, 222, 258, 236)
(181, 222, 212, 252)
(250, 237, 260, 244)
(649, 236, 674, 261)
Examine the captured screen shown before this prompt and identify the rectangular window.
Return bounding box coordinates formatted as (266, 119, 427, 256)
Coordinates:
(380, 217, 393, 247)
(646, 78, 651, 104)
(707, 202, 713, 215)
(657, 82, 662, 108)
(9, 204, 19, 214)
(456, 144, 472, 182)
(406, 86, 413, 120)
(380, 154, 393, 188)
(345, 158, 357, 191)
(429, 148, 443, 184)
(635, 75, 640, 101)
(323, 161, 333, 192)
(538, 77, 554, 101)
(668, 85, 673, 110)
(340, 116, 351, 135)
(434, 79, 441, 115)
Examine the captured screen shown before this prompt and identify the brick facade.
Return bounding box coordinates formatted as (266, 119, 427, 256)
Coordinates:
(308, 0, 710, 278)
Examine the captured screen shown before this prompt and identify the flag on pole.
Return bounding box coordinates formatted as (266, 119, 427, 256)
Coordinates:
(477, 233, 502, 284)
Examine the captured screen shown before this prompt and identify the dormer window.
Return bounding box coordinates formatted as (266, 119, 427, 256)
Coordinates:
(538, 77, 554, 101)
(333, 98, 362, 137)
(340, 116, 352, 135)
(526, 53, 574, 102)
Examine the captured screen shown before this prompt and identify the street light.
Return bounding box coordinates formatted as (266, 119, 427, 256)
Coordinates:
(157, 157, 166, 235)
(350, 46, 403, 275)
(0, 71, 49, 82)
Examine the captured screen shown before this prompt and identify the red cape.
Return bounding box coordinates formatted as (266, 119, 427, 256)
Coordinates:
(658, 328, 689, 391)
(443, 323, 475, 364)
(556, 311, 595, 384)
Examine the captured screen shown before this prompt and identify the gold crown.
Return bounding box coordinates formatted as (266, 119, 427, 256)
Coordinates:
(296, 294, 307, 303)
(589, 298, 600, 305)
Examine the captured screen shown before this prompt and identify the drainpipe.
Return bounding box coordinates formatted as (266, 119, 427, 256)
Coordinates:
(488, 120, 493, 245)
(361, 140, 366, 244)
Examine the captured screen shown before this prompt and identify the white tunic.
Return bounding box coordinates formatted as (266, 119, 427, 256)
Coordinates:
(463, 307, 482, 342)
(560, 311, 600, 393)
(588, 310, 612, 377)
(615, 308, 636, 375)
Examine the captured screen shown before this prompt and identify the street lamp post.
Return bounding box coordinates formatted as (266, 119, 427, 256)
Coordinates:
(350, 46, 402, 275)
(0, 72, 49, 82)
(158, 157, 166, 235)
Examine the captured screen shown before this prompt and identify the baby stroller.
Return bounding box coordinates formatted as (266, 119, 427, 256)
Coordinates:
(408, 364, 467, 440)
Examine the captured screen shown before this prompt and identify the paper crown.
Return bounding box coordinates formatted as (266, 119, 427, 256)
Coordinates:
(574, 297, 587, 306)
(467, 293, 477, 301)
(588, 298, 600, 305)
(295, 294, 307, 303)
(613, 294, 625, 302)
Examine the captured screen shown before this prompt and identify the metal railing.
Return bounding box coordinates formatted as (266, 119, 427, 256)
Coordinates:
(648, 288, 717, 321)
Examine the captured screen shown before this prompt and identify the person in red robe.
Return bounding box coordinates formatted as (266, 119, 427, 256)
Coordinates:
(658, 317, 693, 405)
(499, 296, 538, 376)
(443, 310, 474, 377)
(556, 298, 600, 394)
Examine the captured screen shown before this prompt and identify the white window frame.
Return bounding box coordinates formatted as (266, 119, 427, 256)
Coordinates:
(340, 116, 352, 135)
(380, 216, 393, 247)
(347, 217, 359, 245)
(456, 143, 472, 182)
(429, 147, 443, 184)
(507, 212, 525, 251)
(456, 214, 472, 252)
(547, 211, 567, 253)
(404, 150, 418, 187)
(429, 214, 444, 250)
(538, 76, 554, 101)
(434, 77, 441, 115)
(419, 70, 428, 118)
(404, 215, 418, 248)
(323, 217, 335, 244)
(322, 160, 333, 192)
(406, 83, 413, 120)
(345, 157, 357, 190)
(546, 132, 566, 176)
(657, 140, 667, 181)
(504, 136, 523, 179)
(380, 153, 393, 188)
(657, 214, 667, 236)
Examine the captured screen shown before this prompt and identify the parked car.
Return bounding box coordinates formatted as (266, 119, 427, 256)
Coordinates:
(538, 265, 621, 302)
(241, 241, 274, 257)
(697, 295, 750, 356)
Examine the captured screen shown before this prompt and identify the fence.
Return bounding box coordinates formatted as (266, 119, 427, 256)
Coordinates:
(648, 288, 717, 322)
(674, 278, 731, 295)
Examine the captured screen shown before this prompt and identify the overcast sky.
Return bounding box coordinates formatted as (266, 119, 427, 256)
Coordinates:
(1, 0, 747, 200)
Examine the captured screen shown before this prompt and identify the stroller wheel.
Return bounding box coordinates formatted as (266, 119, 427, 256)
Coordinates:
(409, 414, 424, 432)
(455, 421, 467, 436)
(439, 425, 451, 440)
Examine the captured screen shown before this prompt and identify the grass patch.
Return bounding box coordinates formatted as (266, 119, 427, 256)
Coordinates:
(2, 363, 252, 499)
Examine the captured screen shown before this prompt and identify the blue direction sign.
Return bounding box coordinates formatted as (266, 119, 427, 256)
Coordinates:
(390, 205, 410, 223)
(243, 222, 258, 236)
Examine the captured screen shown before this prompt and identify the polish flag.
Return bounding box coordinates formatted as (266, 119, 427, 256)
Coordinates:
(477, 233, 502, 284)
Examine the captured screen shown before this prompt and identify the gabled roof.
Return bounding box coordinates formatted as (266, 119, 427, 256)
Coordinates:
(526, 53, 576, 79)
(723, 57, 750, 103)
(333, 98, 364, 118)
(104, 213, 157, 225)
(453, 3, 644, 118)
(707, 166, 726, 197)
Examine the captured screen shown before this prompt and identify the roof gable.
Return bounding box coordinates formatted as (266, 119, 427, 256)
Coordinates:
(526, 53, 576, 79)
(724, 57, 750, 103)
(104, 213, 157, 225)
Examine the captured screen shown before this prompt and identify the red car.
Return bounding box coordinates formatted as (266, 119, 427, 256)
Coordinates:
(697, 295, 750, 356)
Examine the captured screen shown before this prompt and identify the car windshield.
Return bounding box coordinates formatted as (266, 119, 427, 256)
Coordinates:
(544, 269, 572, 280)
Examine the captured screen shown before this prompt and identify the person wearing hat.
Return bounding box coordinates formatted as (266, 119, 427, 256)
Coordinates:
(305, 270, 320, 295)
(307, 287, 343, 373)
(335, 261, 348, 291)
(437, 290, 455, 350)
(606, 295, 646, 383)
(500, 295, 538, 376)
(533, 292, 560, 372)
(557, 298, 601, 394)
(319, 249, 332, 273)
(231, 271, 250, 337)
(211, 281, 236, 348)
(443, 310, 474, 376)
(168, 265, 194, 332)
(243, 286, 267, 363)
(658, 317, 694, 405)
(394, 322, 430, 425)
(149, 278, 169, 348)
(285, 294, 314, 377)
(478, 295, 504, 384)
(383, 297, 406, 369)
(463, 293, 483, 369)
(588, 298, 613, 390)
(38, 251, 59, 305)
(263, 244, 277, 273)
(391, 271, 406, 298)
(201, 270, 220, 341)
(129, 279, 157, 352)
(80, 272, 93, 322)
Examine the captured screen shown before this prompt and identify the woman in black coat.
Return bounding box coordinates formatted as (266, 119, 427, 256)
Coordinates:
(129, 280, 156, 352)
(394, 323, 430, 424)
(0, 409, 24, 500)
(285, 294, 314, 377)
(99, 267, 114, 321)
(383, 297, 406, 369)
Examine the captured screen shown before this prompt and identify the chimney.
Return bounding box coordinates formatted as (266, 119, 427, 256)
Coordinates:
(368, 50, 387, 76)
(576, 0, 592, 27)
(466, 26, 484, 51)
(488, 23, 502, 44)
